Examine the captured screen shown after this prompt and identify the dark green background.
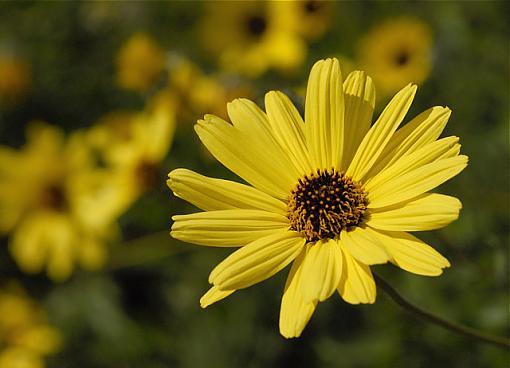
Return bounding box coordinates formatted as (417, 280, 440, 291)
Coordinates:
(0, 1, 508, 367)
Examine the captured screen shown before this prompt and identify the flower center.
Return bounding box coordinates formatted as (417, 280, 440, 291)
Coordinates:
(394, 50, 410, 66)
(245, 15, 267, 38)
(40, 183, 67, 211)
(287, 169, 368, 242)
(135, 160, 159, 189)
(304, 0, 321, 13)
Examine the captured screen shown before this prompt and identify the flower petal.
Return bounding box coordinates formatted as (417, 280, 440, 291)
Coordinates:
(265, 91, 312, 175)
(227, 99, 302, 181)
(346, 84, 417, 181)
(195, 114, 295, 199)
(279, 248, 317, 338)
(340, 226, 389, 265)
(341, 71, 376, 170)
(142, 99, 176, 162)
(226, 98, 272, 136)
(365, 136, 461, 193)
(10, 216, 48, 274)
(365, 106, 451, 177)
(171, 209, 289, 247)
(304, 58, 345, 169)
(167, 168, 286, 214)
(200, 286, 235, 308)
(337, 244, 376, 304)
(366, 155, 468, 209)
(368, 229, 450, 276)
(209, 231, 305, 290)
(367, 193, 462, 232)
(10, 211, 77, 281)
(300, 239, 343, 303)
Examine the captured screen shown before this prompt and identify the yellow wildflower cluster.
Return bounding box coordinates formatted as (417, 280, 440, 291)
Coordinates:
(115, 32, 254, 122)
(0, 123, 113, 281)
(87, 90, 176, 210)
(199, 1, 333, 77)
(0, 283, 60, 368)
(0, 94, 176, 281)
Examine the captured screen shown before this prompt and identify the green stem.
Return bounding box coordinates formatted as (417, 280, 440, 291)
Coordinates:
(106, 232, 509, 349)
(374, 273, 510, 349)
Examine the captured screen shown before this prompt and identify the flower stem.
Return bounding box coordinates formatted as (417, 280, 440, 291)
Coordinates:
(373, 273, 510, 349)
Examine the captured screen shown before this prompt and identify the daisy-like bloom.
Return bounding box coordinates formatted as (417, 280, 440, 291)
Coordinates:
(198, 1, 306, 77)
(115, 32, 166, 92)
(87, 90, 176, 213)
(168, 58, 468, 338)
(0, 123, 119, 281)
(0, 282, 61, 368)
(276, 0, 333, 40)
(358, 17, 433, 98)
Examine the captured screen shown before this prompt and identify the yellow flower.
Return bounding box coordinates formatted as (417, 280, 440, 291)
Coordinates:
(88, 91, 176, 212)
(167, 58, 468, 338)
(115, 32, 166, 92)
(0, 283, 61, 368)
(275, 0, 333, 40)
(0, 54, 31, 106)
(0, 123, 119, 281)
(358, 17, 433, 98)
(199, 1, 306, 77)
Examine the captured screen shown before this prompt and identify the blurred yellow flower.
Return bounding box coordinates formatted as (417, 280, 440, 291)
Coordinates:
(116, 32, 166, 92)
(168, 57, 253, 120)
(88, 91, 176, 212)
(0, 123, 119, 281)
(0, 283, 60, 368)
(199, 2, 306, 77)
(0, 54, 31, 106)
(358, 17, 433, 98)
(168, 58, 467, 338)
(276, 0, 333, 40)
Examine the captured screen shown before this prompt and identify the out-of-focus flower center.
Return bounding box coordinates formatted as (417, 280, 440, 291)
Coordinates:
(40, 183, 67, 211)
(135, 161, 159, 189)
(245, 15, 267, 38)
(394, 50, 410, 66)
(287, 169, 368, 242)
(304, 0, 321, 14)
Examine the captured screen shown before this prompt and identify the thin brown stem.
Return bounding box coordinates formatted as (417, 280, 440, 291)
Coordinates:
(374, 273, 510, 349)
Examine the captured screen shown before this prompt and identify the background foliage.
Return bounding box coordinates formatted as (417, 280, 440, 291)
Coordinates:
(0, 1, 508, 367)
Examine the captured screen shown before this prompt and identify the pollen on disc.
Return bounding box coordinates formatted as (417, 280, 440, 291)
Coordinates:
(287, 169, 368, 242)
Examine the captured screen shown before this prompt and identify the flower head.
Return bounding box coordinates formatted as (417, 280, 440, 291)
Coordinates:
(275, 0, 334, 40)
(0, 282, 61, 368)
(358, 17, 433, 98)
(88, 91, 176, 213)
(168, 58, 467, 338)
(199, 1, 306, 77)
(0, 123, 120, 281)
(116, 32, 166, 92)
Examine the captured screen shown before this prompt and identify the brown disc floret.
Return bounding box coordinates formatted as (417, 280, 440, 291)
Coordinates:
(287, 169, 368, 242)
